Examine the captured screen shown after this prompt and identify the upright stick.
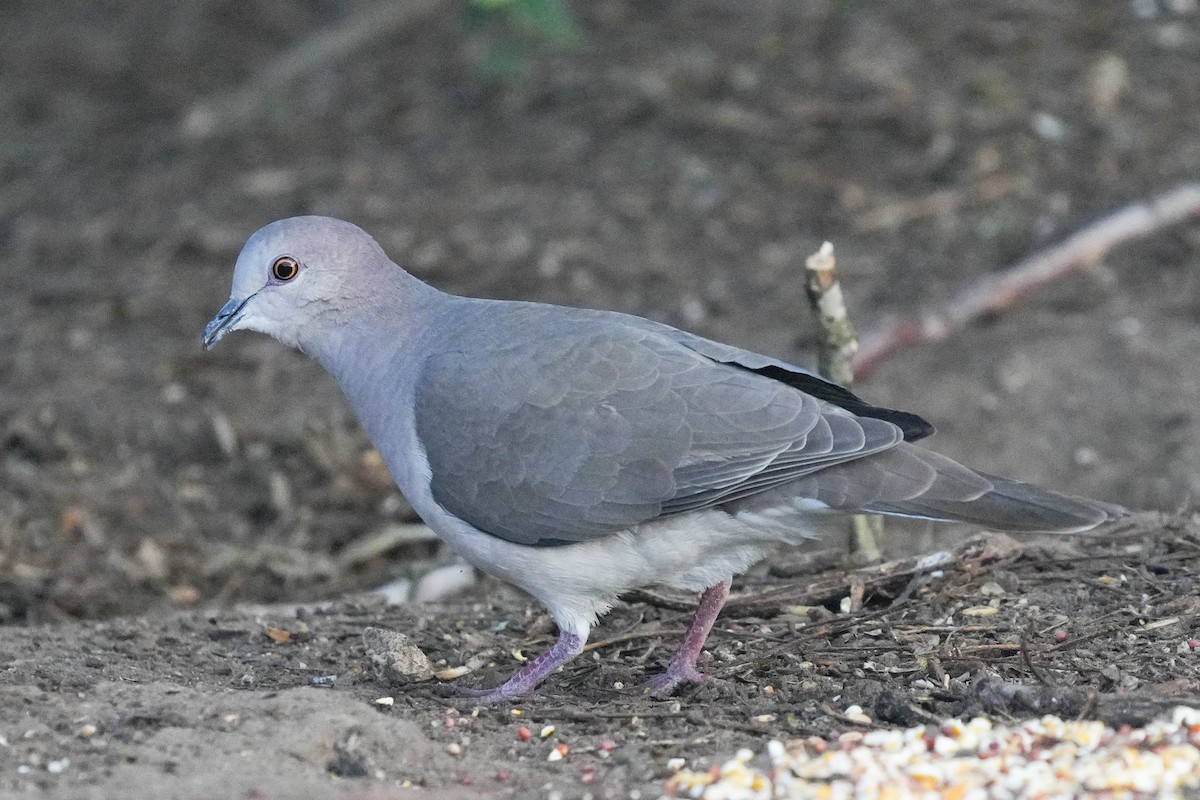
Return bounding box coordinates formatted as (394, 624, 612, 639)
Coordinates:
(803, 242, 883, 562)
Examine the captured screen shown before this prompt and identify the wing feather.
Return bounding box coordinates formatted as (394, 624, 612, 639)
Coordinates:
(413, 306, 904, 545)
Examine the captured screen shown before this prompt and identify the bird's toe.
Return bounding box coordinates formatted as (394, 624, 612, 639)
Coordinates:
(442, 683, 540, 706)
(643, 665, 707, 699)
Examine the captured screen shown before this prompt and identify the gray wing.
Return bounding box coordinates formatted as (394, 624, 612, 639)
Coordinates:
(413, 310, 904, 546)
(414, 304, 1123, 544)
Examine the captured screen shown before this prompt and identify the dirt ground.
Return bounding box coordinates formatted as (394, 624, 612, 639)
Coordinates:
(2, 1, 1199, 797)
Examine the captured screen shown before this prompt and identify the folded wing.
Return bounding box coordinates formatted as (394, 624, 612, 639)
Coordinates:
(414, 309, 907, 545)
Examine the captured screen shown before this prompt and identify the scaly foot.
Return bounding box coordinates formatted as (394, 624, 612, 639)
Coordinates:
(642, 580, 730, 699)
(440, 629, 584, 704)
(643, 663, 707, 698)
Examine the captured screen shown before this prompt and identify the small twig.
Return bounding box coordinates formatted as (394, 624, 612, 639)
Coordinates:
(909, 704, 945, 724)
(767, 548, 845, 579)
(1048, 622, 1130, 653)
(624, 589, 703, 613)
(1019, 630, 1053, 686)
(336, 523, 438, 568)
(803, 242, 882, 562)
(803, 242, 859, 387)
(180, 0, 451, 140)
(854, 182, 1200, 378)
(958, 643, 1023, 657)
(888, 570, 929, 609)
(581, 627, 681, 653)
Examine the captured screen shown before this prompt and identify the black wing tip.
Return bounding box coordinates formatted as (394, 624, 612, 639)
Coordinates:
(871, 408, 935, 442)
(748, 364, 935, 442)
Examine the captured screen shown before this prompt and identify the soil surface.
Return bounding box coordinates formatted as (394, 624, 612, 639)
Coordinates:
(2, 1, 1199, 797)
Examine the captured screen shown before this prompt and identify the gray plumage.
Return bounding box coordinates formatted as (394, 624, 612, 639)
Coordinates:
(204, 216, 1126, 700)
(412, 304, 1117, 544)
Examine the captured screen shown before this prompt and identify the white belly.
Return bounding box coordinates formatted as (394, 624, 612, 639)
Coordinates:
(381, 404, 834, 638)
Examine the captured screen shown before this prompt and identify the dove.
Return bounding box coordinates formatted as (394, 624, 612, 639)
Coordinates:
(204, 216, 1125, 702)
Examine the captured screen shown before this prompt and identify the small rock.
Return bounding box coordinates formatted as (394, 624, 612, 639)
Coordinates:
(362, 627, 435, 682)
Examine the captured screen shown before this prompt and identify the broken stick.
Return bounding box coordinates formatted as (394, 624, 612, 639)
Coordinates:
(803, 242, 883, 562)
(854, 181, 1200, 378)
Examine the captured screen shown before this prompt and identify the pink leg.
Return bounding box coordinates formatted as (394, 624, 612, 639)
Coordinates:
(456, 629, 584, 704)
(645, 580, 730, 698)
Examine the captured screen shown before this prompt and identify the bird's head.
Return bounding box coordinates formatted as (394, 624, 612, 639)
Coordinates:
(202, 216, 392, 351)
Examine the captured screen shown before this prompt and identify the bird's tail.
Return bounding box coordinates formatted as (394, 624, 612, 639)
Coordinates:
(737, 443, 1127, 534)
(862, 472, 1127, 533)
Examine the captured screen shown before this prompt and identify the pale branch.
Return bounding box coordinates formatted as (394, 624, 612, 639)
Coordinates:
(803, 241, 859, 387)
(803, 241, 883, 563)
(180, 0, 451, 140)
(854, 181, 1200, 379)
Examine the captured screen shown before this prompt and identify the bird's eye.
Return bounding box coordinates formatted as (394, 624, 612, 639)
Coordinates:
(272, 256, 300, 282)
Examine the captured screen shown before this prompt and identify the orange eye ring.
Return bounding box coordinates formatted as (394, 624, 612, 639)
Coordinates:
(272, 256, 300, 282)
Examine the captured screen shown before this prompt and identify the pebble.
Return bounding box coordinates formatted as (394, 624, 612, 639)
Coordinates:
(662, 707, 1200, 799)
(843, 705, 871, 724)
(361, 627, 434, 682)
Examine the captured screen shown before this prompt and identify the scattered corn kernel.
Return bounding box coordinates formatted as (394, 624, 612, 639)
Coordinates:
(662, 707, 1200, 799)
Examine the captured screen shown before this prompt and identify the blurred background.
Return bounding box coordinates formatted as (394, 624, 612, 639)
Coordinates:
(1, 0, 1197, 623)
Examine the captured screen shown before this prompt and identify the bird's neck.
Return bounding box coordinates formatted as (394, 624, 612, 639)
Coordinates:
(302, 275, 441, 380)
(299, 274, 458, 468)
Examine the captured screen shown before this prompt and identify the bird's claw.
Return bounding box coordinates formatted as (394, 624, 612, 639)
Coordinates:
(643, 665, 708, 698)
(438, 682, 542, 705)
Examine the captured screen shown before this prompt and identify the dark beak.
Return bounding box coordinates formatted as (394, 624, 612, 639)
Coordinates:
(202, 296, 250, 349)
